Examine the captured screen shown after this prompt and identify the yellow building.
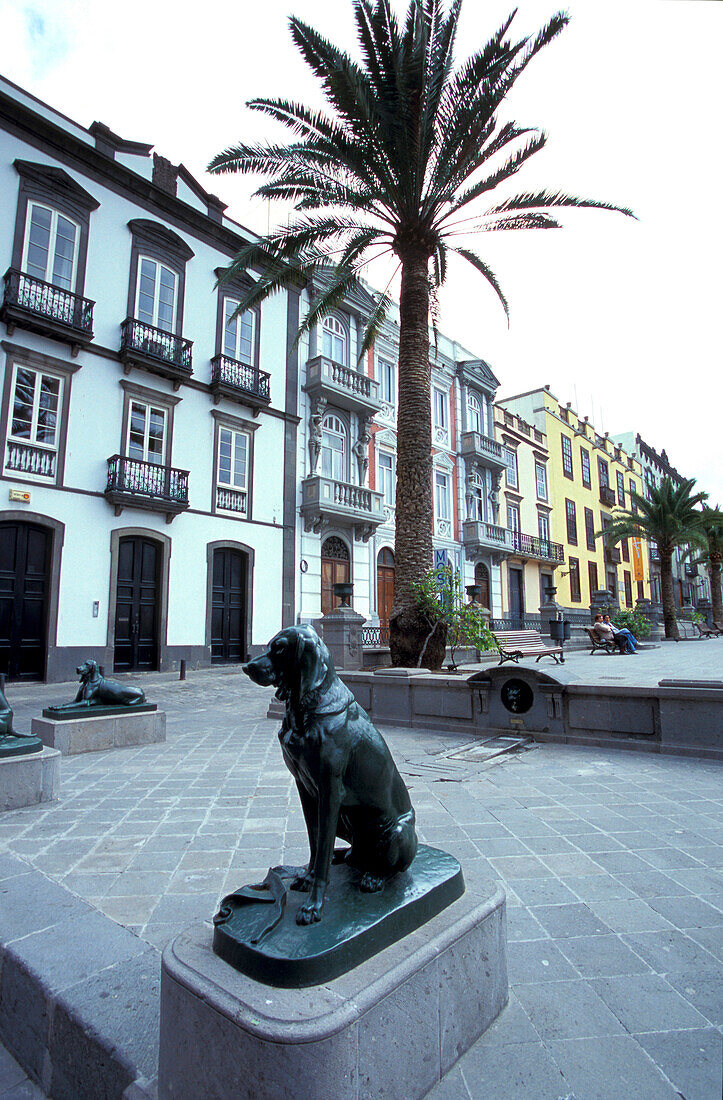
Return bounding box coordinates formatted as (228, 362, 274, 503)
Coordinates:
(497, 388, 650, 613)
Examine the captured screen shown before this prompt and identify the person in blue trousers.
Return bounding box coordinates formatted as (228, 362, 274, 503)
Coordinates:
(603, 614, 638, 653)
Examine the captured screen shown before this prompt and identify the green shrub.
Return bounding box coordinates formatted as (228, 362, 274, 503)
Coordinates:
(612, 609, 652, 638)
(411, 564, 496, 669)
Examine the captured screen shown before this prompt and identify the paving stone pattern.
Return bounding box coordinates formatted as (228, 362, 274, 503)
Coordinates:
(0, 659, 722, 1099)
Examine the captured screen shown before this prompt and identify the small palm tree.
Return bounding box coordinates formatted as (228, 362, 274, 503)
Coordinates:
(690, 505, 723, 625)
(208, 0, 634, 665)
(605, 478, 708, 640)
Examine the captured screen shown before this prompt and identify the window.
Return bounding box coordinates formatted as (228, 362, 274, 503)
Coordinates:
(433, 388, 448, 432)
(535, 462, 548, 500)
(321, 414, 347, 481)
(378, 358, 395, 405)
(569, 557, 581, 602)
(588, 560, 598, 598)
(616, 470, 625, 506)
(127, 400, 166, 465)
(584, 507, 596, 551)
(504, 447, 518, 489)
(135, 257, 177, 333)
(4, 364, 63, 481)
(22, 202, 79, 291)
(470, 479, 485, 521)
(538, 511, 550, 553)
(507, 503, 521, 534)
(623, 570, 633, 607)
(598, 457, 609, 488)
(378, 451, 395, 506)
(223, 298, 255, 364)
(216, 426, 249, 514)
(580, 447, 591, 489)
(467, 393, 482, 435)
(322, 315, 347, 363)
(565, 498, 578, 545)
(621, 538, 630, 563)
(629, 479, 638, 513)
(561, 435, 573, 478)
(435, 471, 451, 521)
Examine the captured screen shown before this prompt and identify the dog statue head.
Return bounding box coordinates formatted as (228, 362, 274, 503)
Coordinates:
(243, 625, 332, 705)
(76, 659, 100, 683)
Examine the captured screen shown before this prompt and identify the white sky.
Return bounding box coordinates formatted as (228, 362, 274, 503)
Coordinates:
(1, 0, 720, 498)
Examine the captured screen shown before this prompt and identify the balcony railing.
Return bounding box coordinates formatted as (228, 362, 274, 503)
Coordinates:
(461, 431, 506, 468)
(119, 317, 193, 385)
(301, 475, 385, 541)
(210, 355, 271, 410)
(1, 269, 94, 352)
(303, 355, 381, 415)
(605, 545, 622, 564)
(105, 454, 189, 521)
(490, 614, 543, 631)
(216, 486, 247, 515)
(599, 486, 616, 507)
(4, 440, 57, 480)
(462, 520, 514, 557)
(510, 531, 565, 563)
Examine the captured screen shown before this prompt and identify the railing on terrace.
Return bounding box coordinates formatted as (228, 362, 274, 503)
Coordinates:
(120, 317, 192, 373)
(211, 355, 271, 403)
(361, 624, 391, 647)
(216, 486, 247, 515)
(490, 614, 543, 631)
(599, 486, 616, 507)
(4, 440, 56, 479)
(106, 454, 189, 506)
(2, 269, 94, 335)
(510, 531, 565, 563)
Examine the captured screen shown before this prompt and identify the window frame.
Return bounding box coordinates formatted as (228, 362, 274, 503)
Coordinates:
(565, 498, 578, 545)
(134, 255, 178, 334)
(433, 387, 449, 434)
(211, 408, 259, 519)
(535, 461, 548, 501)
(504, 446, 519, 489)
(322, 314, 348, 365)
(126, 219, 194, 338)
(377, 449, 395, 507)
(597, 456, 610, 489)
(221, 296, 256, 365)
(588, 560, 599, 598)
(561, 434, 573, 479)
(434, 469, 451, 522)
(126, 398, 168, 466)
(584, 506, 596, 551)
(569, 557, 581, 602)
(21, 200, 80, 293)
(629, 478, 639, 513)
(616, 470, 625, 506)
(580, 447, 591, 489)
(537, 510, 550, 544)
(467, 392, 483, 435)
(320, 412, 349, 482)
(623, 569, 633, 607)
(377, 356, 395, 406)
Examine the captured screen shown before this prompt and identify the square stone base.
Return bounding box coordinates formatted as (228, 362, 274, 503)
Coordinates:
(159, 880, 507, 1100)
(0, 746, 60, 810)
(31, 711, 166, 755)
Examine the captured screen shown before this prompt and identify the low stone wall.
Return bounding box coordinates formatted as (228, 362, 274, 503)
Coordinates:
(32, 710, 166, 755)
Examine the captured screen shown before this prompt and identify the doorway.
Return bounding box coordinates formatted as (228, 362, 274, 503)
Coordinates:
(509, 566, 525, 624)
(376, 548, 395, 640)
(113, 536, 160, 672)
(474, 561, 490, 610)
(0, 521, 51, 680)
(321, 536, 350, 615)
(211, 548, 247, 663)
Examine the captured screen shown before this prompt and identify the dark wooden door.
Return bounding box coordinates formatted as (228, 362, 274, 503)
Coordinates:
(211, 549, 246, 663)
(509, 567, 525, 622)
(376, 548, 395, 635)
(114, 537, 160, 672)
(0, 522, 50, 680)
(474, 562, 490, 610)
(321, 537, 350, 615)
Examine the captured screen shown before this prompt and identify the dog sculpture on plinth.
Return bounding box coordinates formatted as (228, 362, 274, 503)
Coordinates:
(243, 625, 417, 925)
(51, 659, 146, 710)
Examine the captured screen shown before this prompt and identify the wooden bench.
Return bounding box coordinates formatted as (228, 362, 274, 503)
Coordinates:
(583, 625, 618, 655)
(695, 621, 722, 639)
(492, 629, 564, 666)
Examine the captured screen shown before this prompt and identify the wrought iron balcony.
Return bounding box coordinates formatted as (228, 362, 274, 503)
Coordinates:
(509, 530, 565, 564)
(303, 355, 381, 416)
(605, 544, 622, 564)
(105, 454, 189, 522)
(119, 318, 193, 388)
(462, 520, 514, 560)
(4, 440, 57, 480)
(599, 486, 616, 507)
(1, 269, 94, 355)
(301, 475, 385, 542)
(460, 431, 507, 469)
(210, 355, 271, 412)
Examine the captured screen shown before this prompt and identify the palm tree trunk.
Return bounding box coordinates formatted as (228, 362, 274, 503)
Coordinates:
(659, 550, 679, 640)
(390, 245, 442, 667)
(710, 555, 722, 624)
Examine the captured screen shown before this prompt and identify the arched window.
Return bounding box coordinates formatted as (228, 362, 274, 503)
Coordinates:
(474, 561, 490, 611)
(321, 414, 347, 481)
(321, 536, 350, 615)
(467, 393, 482, 435)
(322, 315, 347, 364)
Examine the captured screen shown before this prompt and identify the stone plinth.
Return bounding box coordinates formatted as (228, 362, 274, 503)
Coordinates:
(319, 606, 366, 671)
(32, 710, 165, 755)
(159, 881, 507, 1100)
(0, 746, 60, 810)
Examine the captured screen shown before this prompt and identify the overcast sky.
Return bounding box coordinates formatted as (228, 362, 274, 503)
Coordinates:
(1, 0, 721, 498)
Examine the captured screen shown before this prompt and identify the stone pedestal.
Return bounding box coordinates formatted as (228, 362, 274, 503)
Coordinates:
(538, 597, 562, 638)
(0, 746, 60, 810)
(31, 709, 165, 755)
(636, 597, 663, 641)
(319, 607, 366, 671)
(158, 880, 507, 1100)
(590, 588, 617, 616)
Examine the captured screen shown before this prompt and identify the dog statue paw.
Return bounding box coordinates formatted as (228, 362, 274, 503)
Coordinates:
(243, 625, 418, 927)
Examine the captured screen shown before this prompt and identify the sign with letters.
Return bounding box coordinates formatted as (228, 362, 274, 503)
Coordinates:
(631, 537, 644, 582)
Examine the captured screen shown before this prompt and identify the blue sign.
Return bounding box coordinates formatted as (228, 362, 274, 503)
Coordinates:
(434, 549, 448, 570)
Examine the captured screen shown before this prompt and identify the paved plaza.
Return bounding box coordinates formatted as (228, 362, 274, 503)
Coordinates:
(0, 643, 721, 1098)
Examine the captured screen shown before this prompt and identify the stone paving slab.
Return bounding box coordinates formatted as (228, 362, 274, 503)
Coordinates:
(0, 663, 721, 1098)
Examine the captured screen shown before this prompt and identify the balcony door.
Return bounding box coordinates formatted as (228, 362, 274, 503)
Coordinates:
(0, 521, 50, 680)
(135, 257, 177, 333)
(321, 415, 347, 482)
(321, 536, 350, 615)
(113, 536, 160, 672)
(127, 401, 166, 467)
(376, 548, 395, 633)
(22, 202, 79, 292)
(211, 548, 247, 663)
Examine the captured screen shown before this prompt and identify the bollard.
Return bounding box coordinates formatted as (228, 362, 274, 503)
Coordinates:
(179, 659, 187, 681)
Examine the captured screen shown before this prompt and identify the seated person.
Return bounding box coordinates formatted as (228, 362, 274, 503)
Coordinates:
(603, 613, 638, 653)
(592, 614, 628, 653)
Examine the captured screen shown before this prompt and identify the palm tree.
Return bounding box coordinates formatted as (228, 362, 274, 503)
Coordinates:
(604, 478, 708, 640)
(208, 0, 634, 665)
(691, 505, 723, 625)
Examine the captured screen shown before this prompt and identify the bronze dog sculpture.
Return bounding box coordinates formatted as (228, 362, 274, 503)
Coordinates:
(243, 625, 417, 925)
(52, 659, 146, 709)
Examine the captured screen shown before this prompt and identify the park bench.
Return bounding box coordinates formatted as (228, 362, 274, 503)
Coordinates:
(671, 620, 703, 641)
(695, 621, 722, 639)
(492, 629, 564, 666)
(583, 625, 618, 655)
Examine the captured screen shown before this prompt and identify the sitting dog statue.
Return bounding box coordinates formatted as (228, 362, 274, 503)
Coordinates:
(52, 659, 146, 709)
(243, 625, 417, 925)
